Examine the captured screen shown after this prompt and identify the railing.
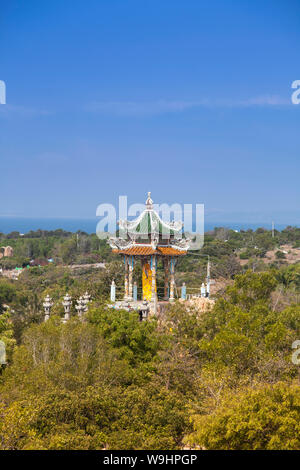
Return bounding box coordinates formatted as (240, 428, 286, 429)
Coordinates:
(112, 284, 206, 301)
(113, 286, 169, 301)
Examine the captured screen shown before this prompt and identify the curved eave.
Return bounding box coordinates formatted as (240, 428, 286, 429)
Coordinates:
(112, 246, 187, 256)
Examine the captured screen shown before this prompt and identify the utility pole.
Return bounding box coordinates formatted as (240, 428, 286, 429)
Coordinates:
(206, 255, 210, 285)
(272, 221, 275, 238)
(206, 255, 211, 298)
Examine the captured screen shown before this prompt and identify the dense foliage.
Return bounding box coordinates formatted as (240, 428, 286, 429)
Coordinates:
(0, 227, 299, 449)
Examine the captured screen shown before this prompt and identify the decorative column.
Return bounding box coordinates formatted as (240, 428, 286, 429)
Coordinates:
(163, 257, 169, 300)
(206, 282, 210, 298)
(124, 255, 129, 300)
(110, 280, 116, 302)
(169, 257, 175, 301)
(201, 282, 206, 298)
(128, 256, 134, 301)
(142, 257, 151, 301)
(43, 294, 53, 321)
(133, 281, 138, 301)
(62, 293, 72, 323)
(151, 255, 157, 302)
(206, 257, 210, 284)
(181, 282, 186, 300)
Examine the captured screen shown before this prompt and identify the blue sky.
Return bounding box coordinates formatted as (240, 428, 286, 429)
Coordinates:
(0, 0, 299, 224)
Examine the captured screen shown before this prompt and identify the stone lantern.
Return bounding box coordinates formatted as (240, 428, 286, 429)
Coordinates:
(82, 291, 91, 312)
(75, 296, 85, 320)
(110, 280, 116, 302)
(62, 293, 72, 323)
(43, 294, 53, 321)
(181, 282, 186, 300)
(201, 282, 206, 298)
(139, 300, 149, 321)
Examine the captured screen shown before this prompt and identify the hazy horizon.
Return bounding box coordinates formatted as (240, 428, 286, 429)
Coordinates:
(0, 215, 298, 235)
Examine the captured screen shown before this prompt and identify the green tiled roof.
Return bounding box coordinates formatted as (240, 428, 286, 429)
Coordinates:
(126, 210, 180, 236)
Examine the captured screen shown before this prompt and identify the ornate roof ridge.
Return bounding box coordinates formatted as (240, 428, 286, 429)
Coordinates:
(118, 193, 183, 236)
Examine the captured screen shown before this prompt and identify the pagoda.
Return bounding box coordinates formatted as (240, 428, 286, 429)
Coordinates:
(108, 193, 189, 314)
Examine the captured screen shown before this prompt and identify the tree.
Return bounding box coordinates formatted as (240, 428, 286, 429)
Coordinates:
(0, 281, 16, 314)
(225, 270, 277, 310)
(275, 250, 286, 260)
(0, 312, 16, 363)
(88, 306, 162, 366)
(186, 383, 300, 450)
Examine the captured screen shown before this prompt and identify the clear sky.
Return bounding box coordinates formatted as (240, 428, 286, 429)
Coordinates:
(0, 0, 299, 224)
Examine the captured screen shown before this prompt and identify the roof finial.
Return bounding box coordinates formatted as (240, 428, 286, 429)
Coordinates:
(146, 191, 153, 209)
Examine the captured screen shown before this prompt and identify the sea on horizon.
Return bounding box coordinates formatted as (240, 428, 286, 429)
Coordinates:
(0, 217, 297, 235)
